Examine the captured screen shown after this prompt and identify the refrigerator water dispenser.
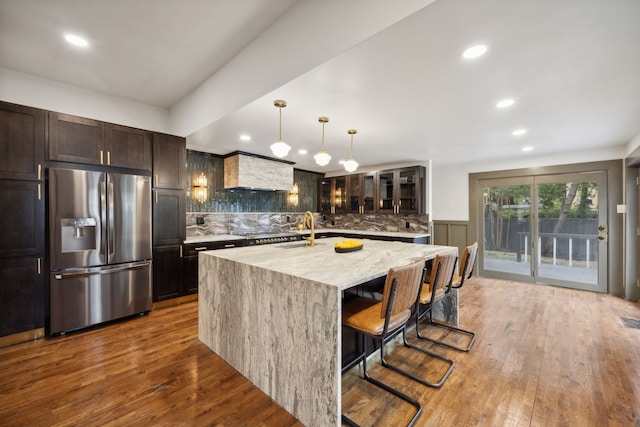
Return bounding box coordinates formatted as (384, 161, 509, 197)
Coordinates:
(61, 218, 97, 253)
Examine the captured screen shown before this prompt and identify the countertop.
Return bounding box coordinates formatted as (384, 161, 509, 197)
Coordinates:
(184, 228, 430, 244)
(200, 237, 452, 291)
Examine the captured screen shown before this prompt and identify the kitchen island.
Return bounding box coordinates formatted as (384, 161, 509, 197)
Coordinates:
(198, 237, 457, 426)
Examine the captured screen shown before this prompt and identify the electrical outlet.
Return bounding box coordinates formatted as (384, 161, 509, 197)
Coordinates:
(196, 216, 205, 225)
(405, 221, 410, 229)
(331, 220, 335, 226)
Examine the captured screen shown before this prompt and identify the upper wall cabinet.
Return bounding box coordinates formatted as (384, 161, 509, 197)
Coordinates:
(153, 133, 186, 189)
(347, 172, 376, 214)
(48, 112, 104, 165)
(322, 166, 426, 215)
(48, 112, 152, 170)
(105, 124, 152, 170)
(0, 102, 45, 181)
(378, 166, 425, 215)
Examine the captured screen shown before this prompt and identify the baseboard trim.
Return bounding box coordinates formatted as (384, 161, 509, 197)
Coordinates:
(153, 294, 198, 310)
(0, 328, 45, 349)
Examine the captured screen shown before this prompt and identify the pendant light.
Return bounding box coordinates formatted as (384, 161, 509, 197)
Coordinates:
(313, 117, 331, 166)
(270, 100, 291, 158)
(343, 129, 359, 173)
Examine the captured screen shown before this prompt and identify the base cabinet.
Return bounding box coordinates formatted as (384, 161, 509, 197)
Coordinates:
(0, 256, 43, 336)
(152, 245, 183, 302)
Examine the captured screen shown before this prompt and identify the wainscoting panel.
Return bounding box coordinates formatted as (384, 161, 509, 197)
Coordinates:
(433, 220, 470, 257)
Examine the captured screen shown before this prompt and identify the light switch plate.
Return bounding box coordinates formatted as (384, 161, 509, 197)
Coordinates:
(617, 204, 627, 214)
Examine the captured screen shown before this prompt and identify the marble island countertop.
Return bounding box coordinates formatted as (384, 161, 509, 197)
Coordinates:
(184, 228, 430, 244)
(200, 237, 451, 292)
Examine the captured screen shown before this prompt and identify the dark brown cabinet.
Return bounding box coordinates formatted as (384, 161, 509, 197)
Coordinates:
(0, 256, 43, 336)
(377, 166, 425, 215)
(153, 245, 183, 301)
(0, 102, 45, 181)
(105, 124, 152, 170)
(48, 112, 104, 165)
(319, 176, 346, 214)
(0, 180, 44, 258)
(347, 172, 376, 214)
(153, 133, 186, 189)
(0, 103, 45, 338)
(152, 189, 186, 246)
(48, 112, 152, 170)
(153, 188, 186, 302)
(321, 166, 425, 215)
(151, 134, 186, 302)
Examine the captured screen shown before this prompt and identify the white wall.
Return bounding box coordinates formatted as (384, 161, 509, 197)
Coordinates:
(0, 68, 170, 133)
(431, 145, 627, 221)
(626, 129, 640, 156)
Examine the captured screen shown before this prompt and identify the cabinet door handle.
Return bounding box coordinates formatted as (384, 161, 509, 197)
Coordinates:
(195, 247, 208, 251)
(107, 151, 111, 165)
(224, 244, 236, 248)
(37, 257, 41, 275)
(100, 150, 104, 164)
(155, 191, 158, 204)
(37, 184, 41, 200)
(37, 164, 42, 180)
(155, 175, 159, 187)
(180, 246, 183, 258)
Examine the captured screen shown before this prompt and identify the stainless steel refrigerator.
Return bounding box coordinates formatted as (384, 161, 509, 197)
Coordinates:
(48, 167, 152, 335)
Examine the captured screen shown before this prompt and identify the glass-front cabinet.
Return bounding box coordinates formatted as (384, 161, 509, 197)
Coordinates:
(377, 170, 396, 214)
(320, 166, 425, 215)
(347, 173, 376, 214)
(319, 176, 347, 214)
(398, 167, 422, 214)
(333, 177, 347, 214)
(320, 178, 332, 213)
(377, 166, 425, 215)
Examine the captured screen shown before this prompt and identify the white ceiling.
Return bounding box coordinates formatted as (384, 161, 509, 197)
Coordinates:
(1, 0, 639, 173)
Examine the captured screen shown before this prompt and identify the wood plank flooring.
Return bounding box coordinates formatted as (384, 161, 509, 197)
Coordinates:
(1, 277, 639, 426)
(342, 278, 640, 426)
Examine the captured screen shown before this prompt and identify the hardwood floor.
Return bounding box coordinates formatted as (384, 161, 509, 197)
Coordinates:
(0, 303, 302, 427)
(1, 278, 639, 426)
(342, 278, 640, 426)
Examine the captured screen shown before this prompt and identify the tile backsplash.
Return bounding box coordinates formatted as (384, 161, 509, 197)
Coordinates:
(186, 212, 430, 237)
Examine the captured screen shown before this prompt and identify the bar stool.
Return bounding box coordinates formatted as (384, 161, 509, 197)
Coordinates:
(341, 259, 425, 427)
(417, 244, 477, 352)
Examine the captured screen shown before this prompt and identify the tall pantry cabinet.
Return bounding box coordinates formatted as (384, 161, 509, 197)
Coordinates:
(152, 133, 186, 302)
(0, 102, 45, 340)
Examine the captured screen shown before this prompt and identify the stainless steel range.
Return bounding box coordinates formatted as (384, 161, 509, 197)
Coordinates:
(242, 232, 302, 246)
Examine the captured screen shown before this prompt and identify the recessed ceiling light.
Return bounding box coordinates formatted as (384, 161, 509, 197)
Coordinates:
(522, 146, 534, 152)
(239, 134, 251, 141)
(64, 34, 88, 47)
(512, 128, 527, 136)
(462, 44, 488, 59)
(298, 149, 307, 155)
(495, 99, 515, 109)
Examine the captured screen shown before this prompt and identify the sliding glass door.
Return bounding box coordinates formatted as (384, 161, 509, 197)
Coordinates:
(480, 172, 607, 292)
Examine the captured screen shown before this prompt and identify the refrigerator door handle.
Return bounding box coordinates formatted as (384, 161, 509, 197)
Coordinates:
(53, 262, 151, 279)
(100, 173, 108, 264)
(107, 175, 116, 263)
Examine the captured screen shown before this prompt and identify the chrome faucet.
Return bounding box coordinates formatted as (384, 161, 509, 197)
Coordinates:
(303, 211, 315, 246)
